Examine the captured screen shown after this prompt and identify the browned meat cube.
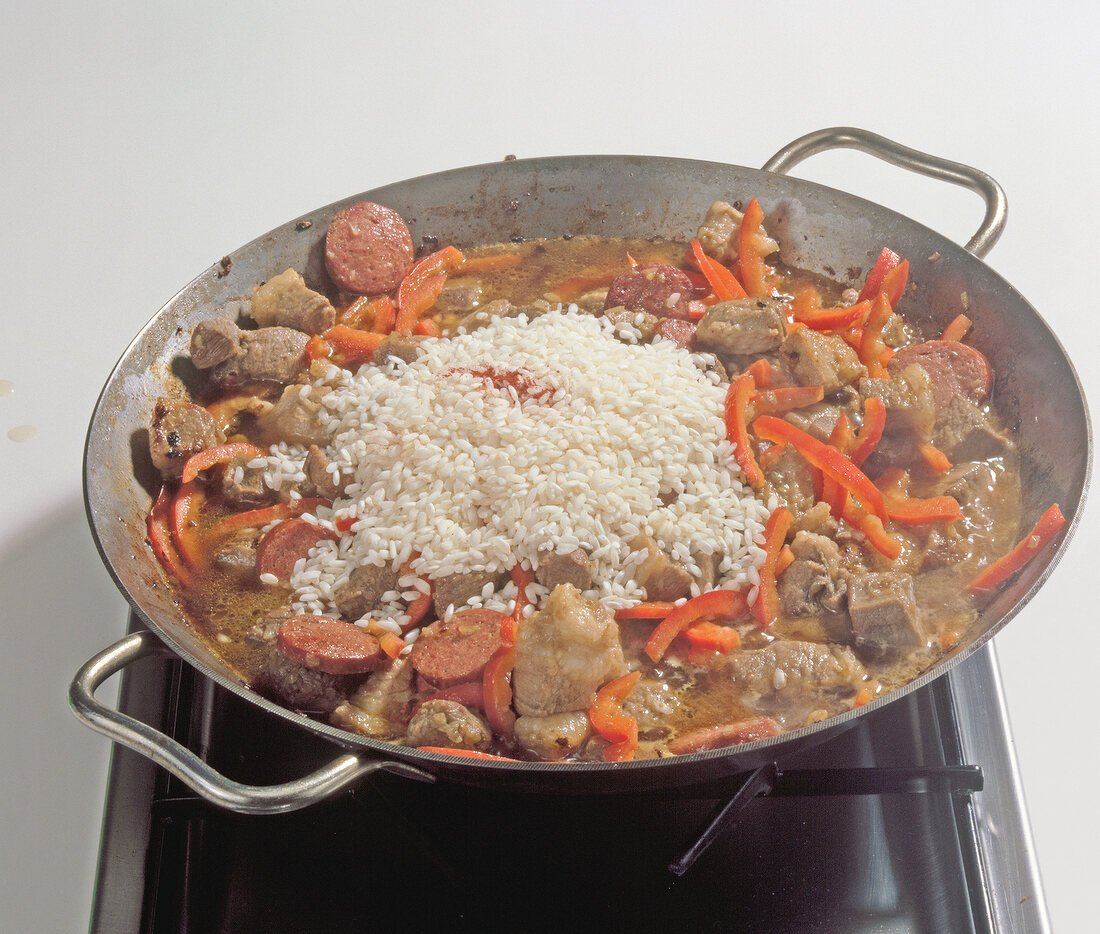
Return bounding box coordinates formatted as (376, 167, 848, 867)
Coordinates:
(333, 562, 401, 621)
(783, 401, 847, 443)
(695, 298, 788, 356)
(404, 699, 492, 751)
(512, 584, 627, 718)
(303, 444, 347, 500)
(331, 656, 417, 740)
(432, 282, 484, 317)
(696, 200, 779, 264)
(632, 534, 693, 601)
(513, 711, 592, 760)
(603, 305, 659, 342)
(859, 363, 936, 440)
(780, 328, 867, 394)
(258, 384, 331, 445)
(190, 318, 241, 369)
(260, 645, 352, 714)
(220, 453, 271, 508)
(211, 327, 309, 387)
(375, 332, 428, 364)
(932, 395, 1015, 462)
(250, 268, 336, 335)
(726, 641, 867, 705)
(209, 528, 258, 574)
(148, 397, 225, 478)
(778, 531, 848, 616)
(848, 571, 927, 651)
(762, 444, 818, 517)
(536, 548, 594, 592)
(431, 568, 509, 616)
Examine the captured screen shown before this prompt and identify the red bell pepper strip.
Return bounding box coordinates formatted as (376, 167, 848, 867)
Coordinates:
(841, 498, 902, 561)
(725, 373, 764, 489)
(305, 333, 332, 362)
(378, 631, 407, 660)
(751, 385, 825, 417)
(482, 643, 517, 738)
(968, 504, 1066, 598)
(170, 480, 206, 569)
(751, 506, 793, 627)
(416, 747, 520, 761)
(752, 415, 888, 522)
(919, 443, 953, 473)
(509, 562, 535, 620)
(453, 252, 522, 275)
(644, 588, 751, 662)
(681, 621, 742, 654)
(792, 300, 869, 331)
(419, 681, 486, 712)
(396, 245, 465, 333)
(181, 442, 266, 484)
(776, 544, 796, 578)
(613, 601, 677, 620)
(848, 397, 886, 467)
(547, 273, 617, 303)
(940, 314, 972, 342)
(210, 498, 331, 537)
(399, 557, 433, 630)
(588, 670, 642, 762)
(877, 467, 962, 525)
(858, 247, 901, 302)
(738, 198, 770, 298)
(413, 318, 442, 338)
(323, 324, 385, 365)
(689, 238, 747, 301)
(822, 413, 854, 519)
(148, 485, 193, 586)
(880, 260, 909, 308)
(746, 357, 772, 388)
(859, 294, 894, 377)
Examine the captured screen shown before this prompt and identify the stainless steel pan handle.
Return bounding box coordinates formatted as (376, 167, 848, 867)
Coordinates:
(762, 126, 1008, 259)
(69, 630, 434, 813)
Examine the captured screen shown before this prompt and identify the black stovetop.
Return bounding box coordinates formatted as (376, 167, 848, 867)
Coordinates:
(90, 625, 1049, 934)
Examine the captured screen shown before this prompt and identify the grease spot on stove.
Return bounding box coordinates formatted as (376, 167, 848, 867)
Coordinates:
(0, 379, 14, 397)
(7, 425, 36, 442)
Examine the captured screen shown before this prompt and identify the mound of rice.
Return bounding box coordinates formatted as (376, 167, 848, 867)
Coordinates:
(262, 307, 773, 629)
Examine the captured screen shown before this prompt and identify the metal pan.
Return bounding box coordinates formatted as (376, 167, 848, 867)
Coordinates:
(70, 128, 1091, 810)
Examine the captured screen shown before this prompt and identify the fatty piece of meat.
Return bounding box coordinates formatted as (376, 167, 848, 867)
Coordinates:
(330, 656, 417, 740)
(333, 562, 401, 621)
(404, 699, 492, 751)
(190, 318, 242, 369)
(251, 268, 336, 335)
(631, 534, 693, 602)
(512, 584, 628, 718)
(431, 568, 509, 616)
(778, 531, 848, 616)
(932, 394, 1015, 462)
(725, 641, 867, 706)
(260, 645, 352, 714)
(696, 200, 779, 264)
(847, 570, 927, 652)
(220, 453, 271, 507)
(149, 397, 225, 478)
(780, 328, 867, 394)
(694, 298, 788, 356)
(302, 444, 347, 500)
(536, 548, 594, 592)
(258, 384, 331, 446)
(858, 363, 936, 440)
(513, 711, 592, 761)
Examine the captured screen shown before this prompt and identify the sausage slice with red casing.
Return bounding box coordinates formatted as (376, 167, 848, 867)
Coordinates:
(888, 340, 993, 410)
(277, 615, 383, 675)
(409, 608, 507, 688)
(604, 263, 703, 319)
(325, 201, 415, 295)
(256, 518, 339, 581)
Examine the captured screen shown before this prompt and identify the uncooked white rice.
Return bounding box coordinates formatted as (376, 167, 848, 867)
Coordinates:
(262, 306, 771, 625)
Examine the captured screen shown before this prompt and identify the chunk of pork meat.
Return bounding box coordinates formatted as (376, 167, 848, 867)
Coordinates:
(190, 318, 241, 369)
(780, 328, 867, 394)
(762, 444, 818, 517)
(333, 563, 401, 621)
(778, 531, 848, 616)
(250, 268, 335, 335)
(847, 571, 927, 652)
(149, 397, 225, 478)
(694, 298, 788, 356)
(513, 711, 592, 761)
(375, 332, 428, 364)
(260, 645, 351, 714)
(858, 363, 936, 439)
(404, 699, 492, 751)
(302, 444, 347, 500)
(330, 656, 417, 740)
(220, 453, 271, 508)
(932, 395, 1015, 462)
(512, 584, 627, 718)
(431, 568, 509, 617)
(535, 548, 594, 592)
(632, 534, 693, 601)
(696, 200, 779, 264)
(722, 641, 867, 709)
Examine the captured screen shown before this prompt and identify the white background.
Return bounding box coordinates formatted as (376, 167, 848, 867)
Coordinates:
(2, 2, 1096, 930)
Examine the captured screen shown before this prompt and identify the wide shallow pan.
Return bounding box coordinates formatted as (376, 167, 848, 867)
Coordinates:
(71, 128, 1090, 811)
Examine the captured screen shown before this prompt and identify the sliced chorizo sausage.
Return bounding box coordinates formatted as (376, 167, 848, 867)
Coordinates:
(409, 608, 507, 688)
(604, 263, 701, 319)
(325, 201, 414, 295)
(276, 615, 383, 675)
(667, 716, 780, 754)
(256, 518, 338, 581)
(888, 340, 992, 410)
